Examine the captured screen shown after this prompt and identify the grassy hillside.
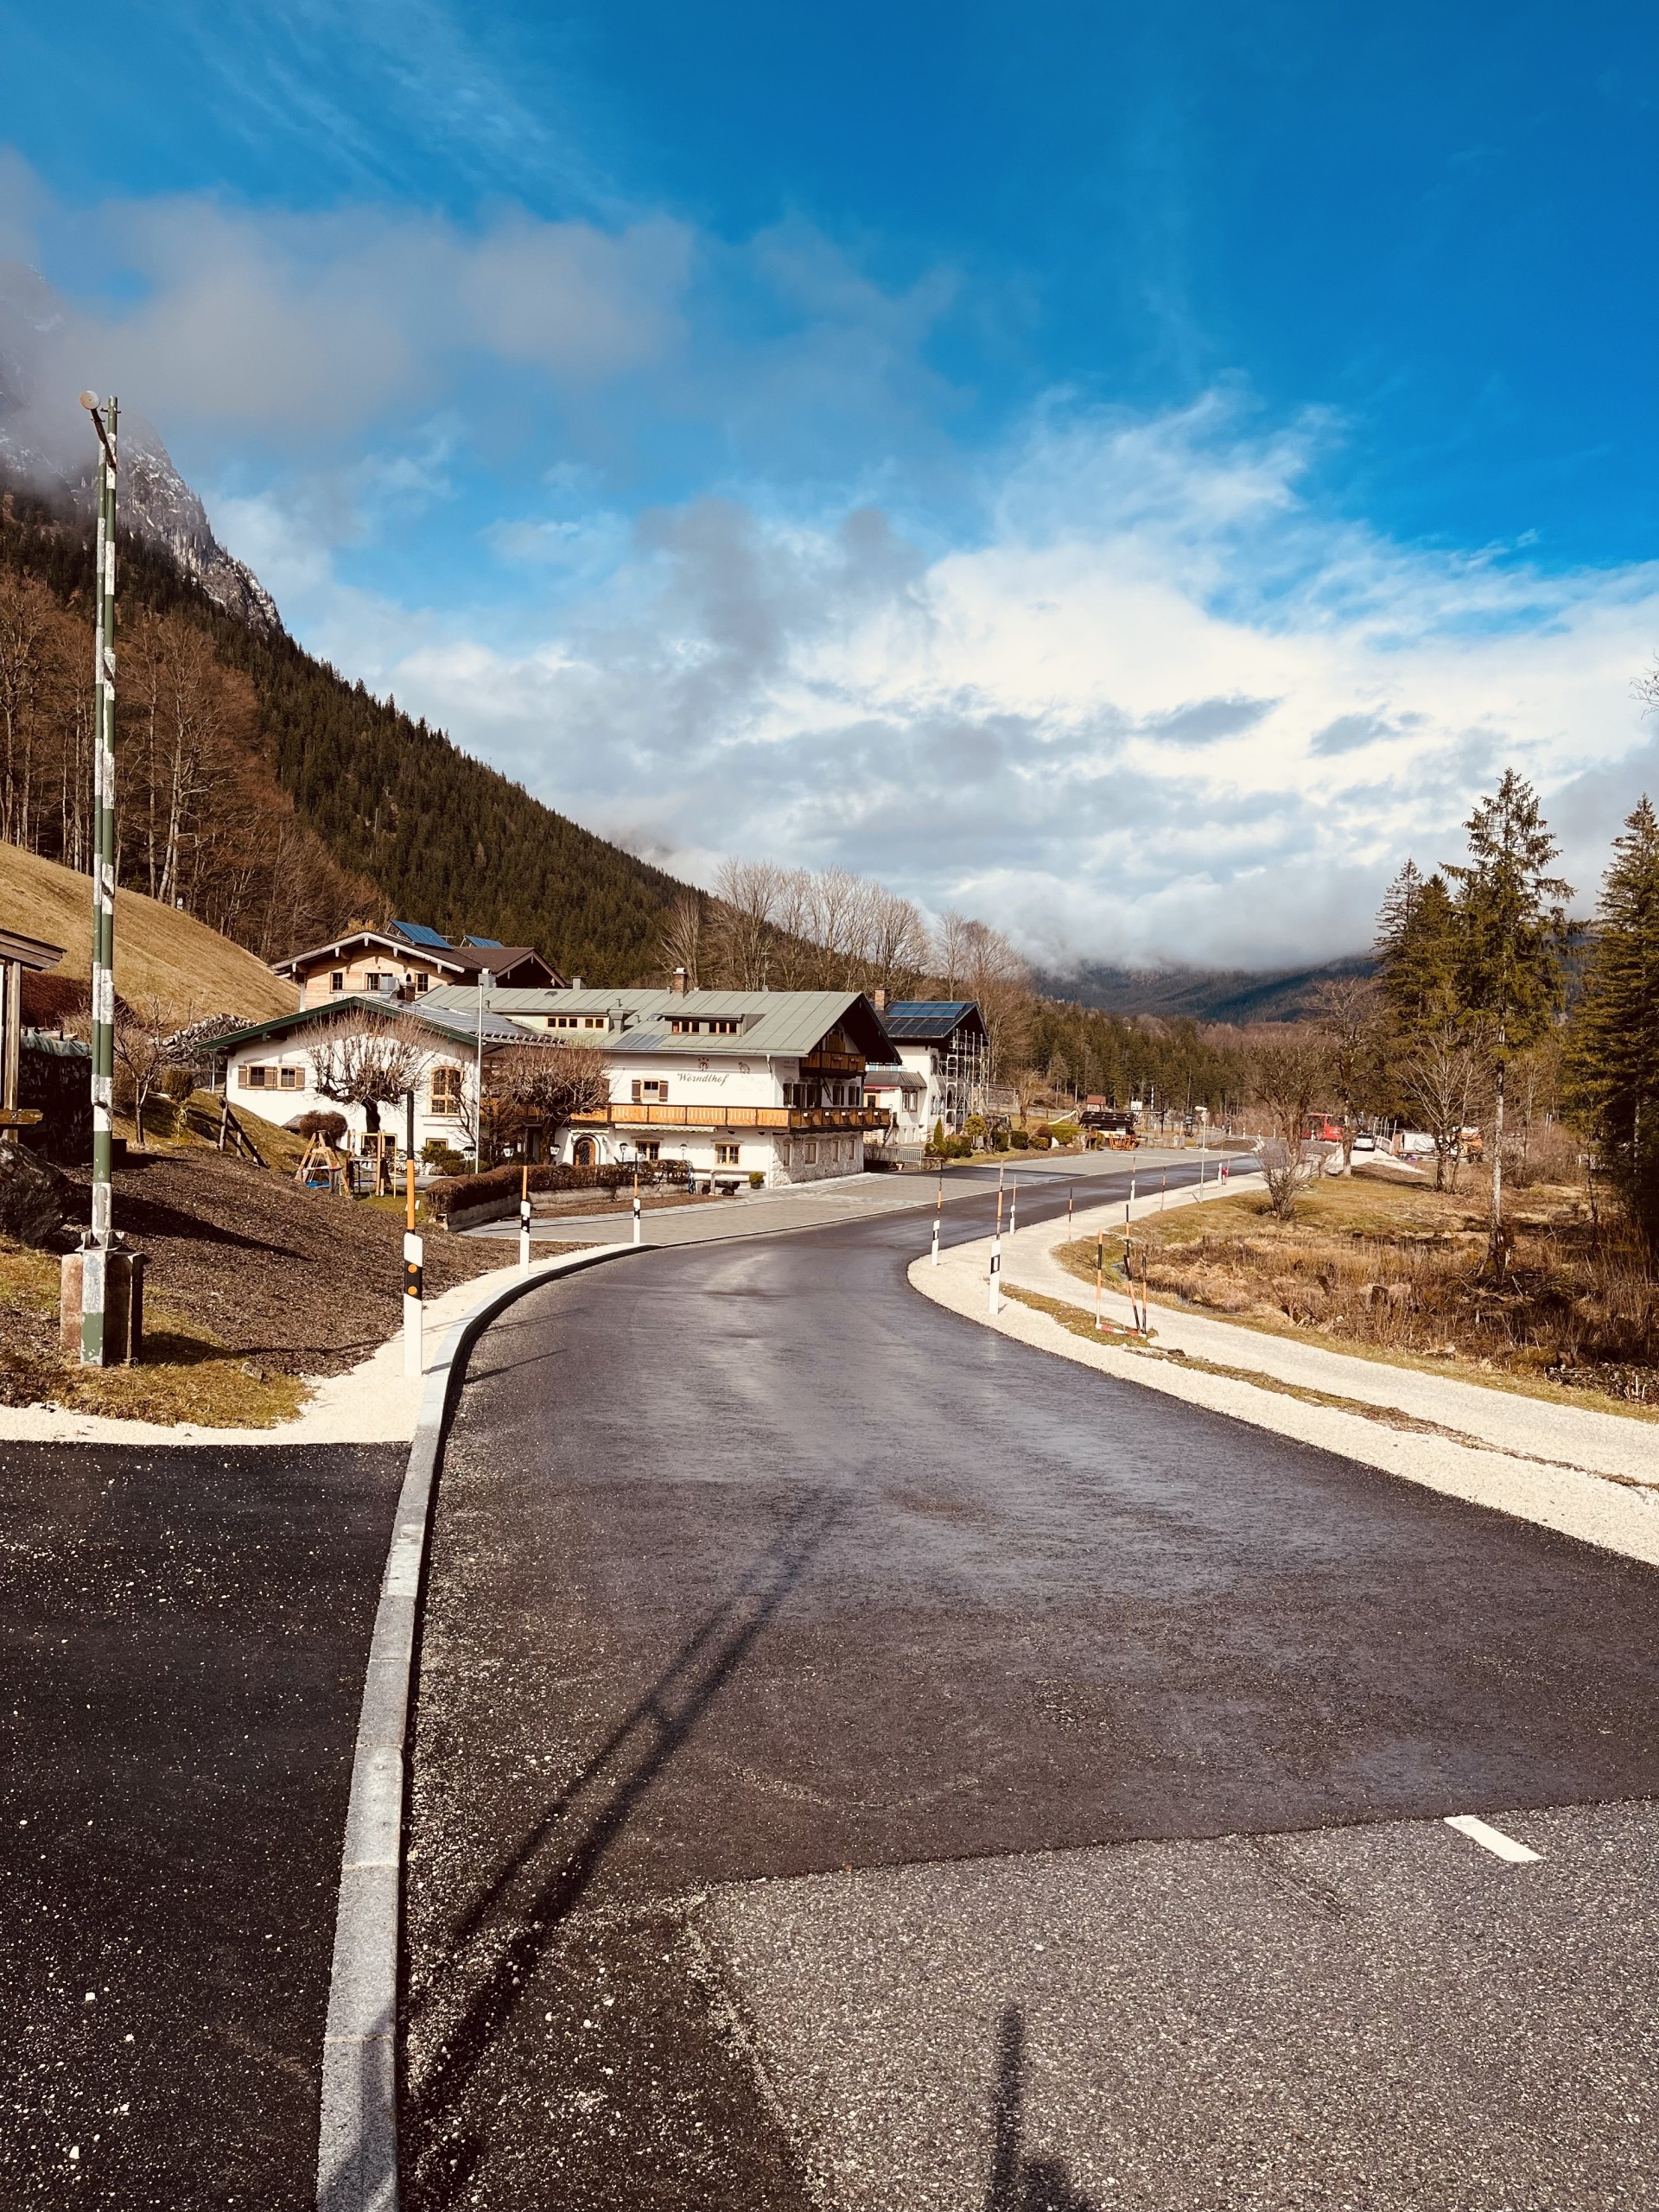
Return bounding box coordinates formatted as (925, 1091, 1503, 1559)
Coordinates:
(1, 490, 690, 982)
(0, 841, 296, 1021)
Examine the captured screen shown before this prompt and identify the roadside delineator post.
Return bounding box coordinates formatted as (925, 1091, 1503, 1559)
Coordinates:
(930, 1175, 941, 1268)
(1095, 1230, 1104, 1331)
(632, 1171, 642, 1246)
(518, 1163, 531, 1274)
(988, 1160, 1005, 1316)
(1008, 1176, 1018, 1238)
(404, 1161, 423, 1377)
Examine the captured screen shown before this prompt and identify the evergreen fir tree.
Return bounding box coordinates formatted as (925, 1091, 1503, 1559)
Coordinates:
(1564, 796, 1659, 1249)
(1445, 772, 1572, 1266)
(1375, 860, 1463, 1039)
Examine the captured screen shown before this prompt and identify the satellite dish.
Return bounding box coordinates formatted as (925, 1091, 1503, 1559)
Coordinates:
(79, 391, 99, 410)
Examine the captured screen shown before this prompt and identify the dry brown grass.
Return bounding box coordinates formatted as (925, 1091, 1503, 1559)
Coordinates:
(1057, 1169, 1658, 1412)
(0, 839, 296, 1020)
(0, 1236, 307, 1425)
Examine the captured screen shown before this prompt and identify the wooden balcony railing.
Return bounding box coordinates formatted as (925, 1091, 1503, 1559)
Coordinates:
(569, 1103, 892, 1132)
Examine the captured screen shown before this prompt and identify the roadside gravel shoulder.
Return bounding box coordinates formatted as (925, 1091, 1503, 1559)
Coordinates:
(0, 1249, 592, 1449)
(912, 1191, 1659, 1567)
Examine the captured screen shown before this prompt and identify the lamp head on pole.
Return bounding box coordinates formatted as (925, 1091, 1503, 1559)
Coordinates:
(79, 391, 99, 411)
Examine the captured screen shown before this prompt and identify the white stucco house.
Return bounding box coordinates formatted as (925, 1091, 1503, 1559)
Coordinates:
(861, 1001, 989, 1147)
(213, 995, 531, 1158)
(421, 980, 899, 1186)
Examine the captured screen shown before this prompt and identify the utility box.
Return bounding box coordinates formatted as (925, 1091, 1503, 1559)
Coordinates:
(59, 1245, 146, 1365)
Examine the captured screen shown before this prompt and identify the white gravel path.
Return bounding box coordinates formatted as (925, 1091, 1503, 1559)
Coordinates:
(912, 1180, 1659, 1567)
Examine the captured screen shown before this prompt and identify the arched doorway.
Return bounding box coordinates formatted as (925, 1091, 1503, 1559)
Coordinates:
(573, 1136, 597, 1167)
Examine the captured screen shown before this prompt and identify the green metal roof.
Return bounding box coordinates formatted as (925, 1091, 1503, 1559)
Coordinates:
(421, 985, 901, 1062)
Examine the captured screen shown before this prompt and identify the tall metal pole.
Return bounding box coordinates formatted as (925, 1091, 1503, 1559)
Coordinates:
(80, 391, 118, 1366)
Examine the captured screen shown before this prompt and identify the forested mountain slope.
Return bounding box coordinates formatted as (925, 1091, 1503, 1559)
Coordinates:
(0, 486, 694, 983)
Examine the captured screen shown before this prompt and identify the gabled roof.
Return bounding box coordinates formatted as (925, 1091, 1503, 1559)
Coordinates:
(883, 1000, 988, 1044)
(270, 928, 562, 987)
(209, 995, 539, 1057)
(421, 985, 902, 1063)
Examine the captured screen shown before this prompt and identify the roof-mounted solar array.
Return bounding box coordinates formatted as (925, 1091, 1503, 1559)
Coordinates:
(391, 921, 454, 950)
(465, 935, 505, 948)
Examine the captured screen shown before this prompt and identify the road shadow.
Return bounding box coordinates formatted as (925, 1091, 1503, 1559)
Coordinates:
(404, 1488, 841, 2205)
(987, 2005, 1102, 2212)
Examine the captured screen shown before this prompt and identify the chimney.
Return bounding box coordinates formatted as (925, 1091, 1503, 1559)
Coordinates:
(570, 976, 584, 990)
(873, 987, 887, 1013)
(671, 967, 690, 997)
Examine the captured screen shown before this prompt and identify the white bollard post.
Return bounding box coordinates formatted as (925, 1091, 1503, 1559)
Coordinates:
(404, 1230, 423, 1376)
(518, 1165, 531, 1273)
(931, 1212, 940, 1268)
(632, 1174, 642, 1247)
(403, 1162, 423, 1377)
(988, 1233, 1001, 1316)
(1008, 1180, 1017, 1237)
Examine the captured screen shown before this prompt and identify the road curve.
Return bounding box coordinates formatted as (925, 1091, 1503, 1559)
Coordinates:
(403, 1172, 1659, 2209)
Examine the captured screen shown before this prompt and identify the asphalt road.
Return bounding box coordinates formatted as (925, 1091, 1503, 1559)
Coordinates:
(0, 1440, 404, 2209)
(404, 1168, 1659, 2209)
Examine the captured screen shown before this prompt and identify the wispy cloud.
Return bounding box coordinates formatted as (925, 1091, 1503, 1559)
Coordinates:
(302, 398, 1659, 968)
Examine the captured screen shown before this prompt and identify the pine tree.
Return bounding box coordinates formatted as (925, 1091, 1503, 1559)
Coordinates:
(1564, 796, 1659, 1249)
(1374, 861, 1472, 1188)
(1445, 772, 1573, 1267)
(1375, 861, 1463, 1039)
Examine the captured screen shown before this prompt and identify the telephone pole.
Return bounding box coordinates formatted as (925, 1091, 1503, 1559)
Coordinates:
(80, 391, 118, 1365)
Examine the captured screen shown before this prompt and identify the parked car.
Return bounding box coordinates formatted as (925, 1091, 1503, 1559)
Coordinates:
(1351, 1133, 1377, 1154)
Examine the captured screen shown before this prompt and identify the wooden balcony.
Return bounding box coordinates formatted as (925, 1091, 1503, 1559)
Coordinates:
(569, 1103, 892, 1132)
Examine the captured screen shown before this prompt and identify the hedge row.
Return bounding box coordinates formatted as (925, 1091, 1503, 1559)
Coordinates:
(425, 1156, 691, 1218)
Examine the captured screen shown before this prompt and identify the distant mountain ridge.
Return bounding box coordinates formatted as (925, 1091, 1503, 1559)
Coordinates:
(1038, 956, 1376, 1026)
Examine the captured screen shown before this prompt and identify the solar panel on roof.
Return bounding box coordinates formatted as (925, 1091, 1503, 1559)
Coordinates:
(391, 920, 454, 949)
(466, 935, 505, 947)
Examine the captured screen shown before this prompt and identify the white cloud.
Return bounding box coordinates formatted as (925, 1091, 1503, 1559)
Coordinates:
(308, 399, 1659, 969)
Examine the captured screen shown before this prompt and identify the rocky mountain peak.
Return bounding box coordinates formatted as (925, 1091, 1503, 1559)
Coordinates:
(0, 262, 281, 633)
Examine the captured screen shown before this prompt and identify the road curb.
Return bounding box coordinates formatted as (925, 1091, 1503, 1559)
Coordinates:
(315, 1242, 649, 2212)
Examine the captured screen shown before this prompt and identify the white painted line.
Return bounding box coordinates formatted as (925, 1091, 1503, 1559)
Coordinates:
(1444, 1813, 1541, 1863)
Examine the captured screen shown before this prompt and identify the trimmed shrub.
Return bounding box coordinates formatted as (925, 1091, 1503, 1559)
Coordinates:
(289, 1109, 350, 1142)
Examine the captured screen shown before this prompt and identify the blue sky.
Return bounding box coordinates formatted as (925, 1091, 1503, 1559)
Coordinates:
(3, 2, 1658, 965)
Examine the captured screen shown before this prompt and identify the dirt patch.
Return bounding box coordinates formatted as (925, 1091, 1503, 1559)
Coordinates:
(0, 1149, 508, 1422)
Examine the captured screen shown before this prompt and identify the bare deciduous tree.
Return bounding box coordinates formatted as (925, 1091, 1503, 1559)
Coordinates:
(1308, 976, 1389, 1174)
(1249, 1034, 1330, 1221)
(1399, 1019, 1484, 1192)
(709, 857, 784, 988)
(308, 1013, 435, 1135)
(660, 889, 708, 989)
(950, 916, 1033, 1083)
(487, 1040, 611, 1154)
(113, 994, 186, 1149)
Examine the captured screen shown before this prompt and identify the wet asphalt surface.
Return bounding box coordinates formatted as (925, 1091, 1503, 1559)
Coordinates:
(404, 1167, 1659, 2209)
(0, 1439, 404, 2209)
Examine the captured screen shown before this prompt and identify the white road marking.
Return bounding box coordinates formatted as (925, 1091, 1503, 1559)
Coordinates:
(1444, 1813, 1541, 1863)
